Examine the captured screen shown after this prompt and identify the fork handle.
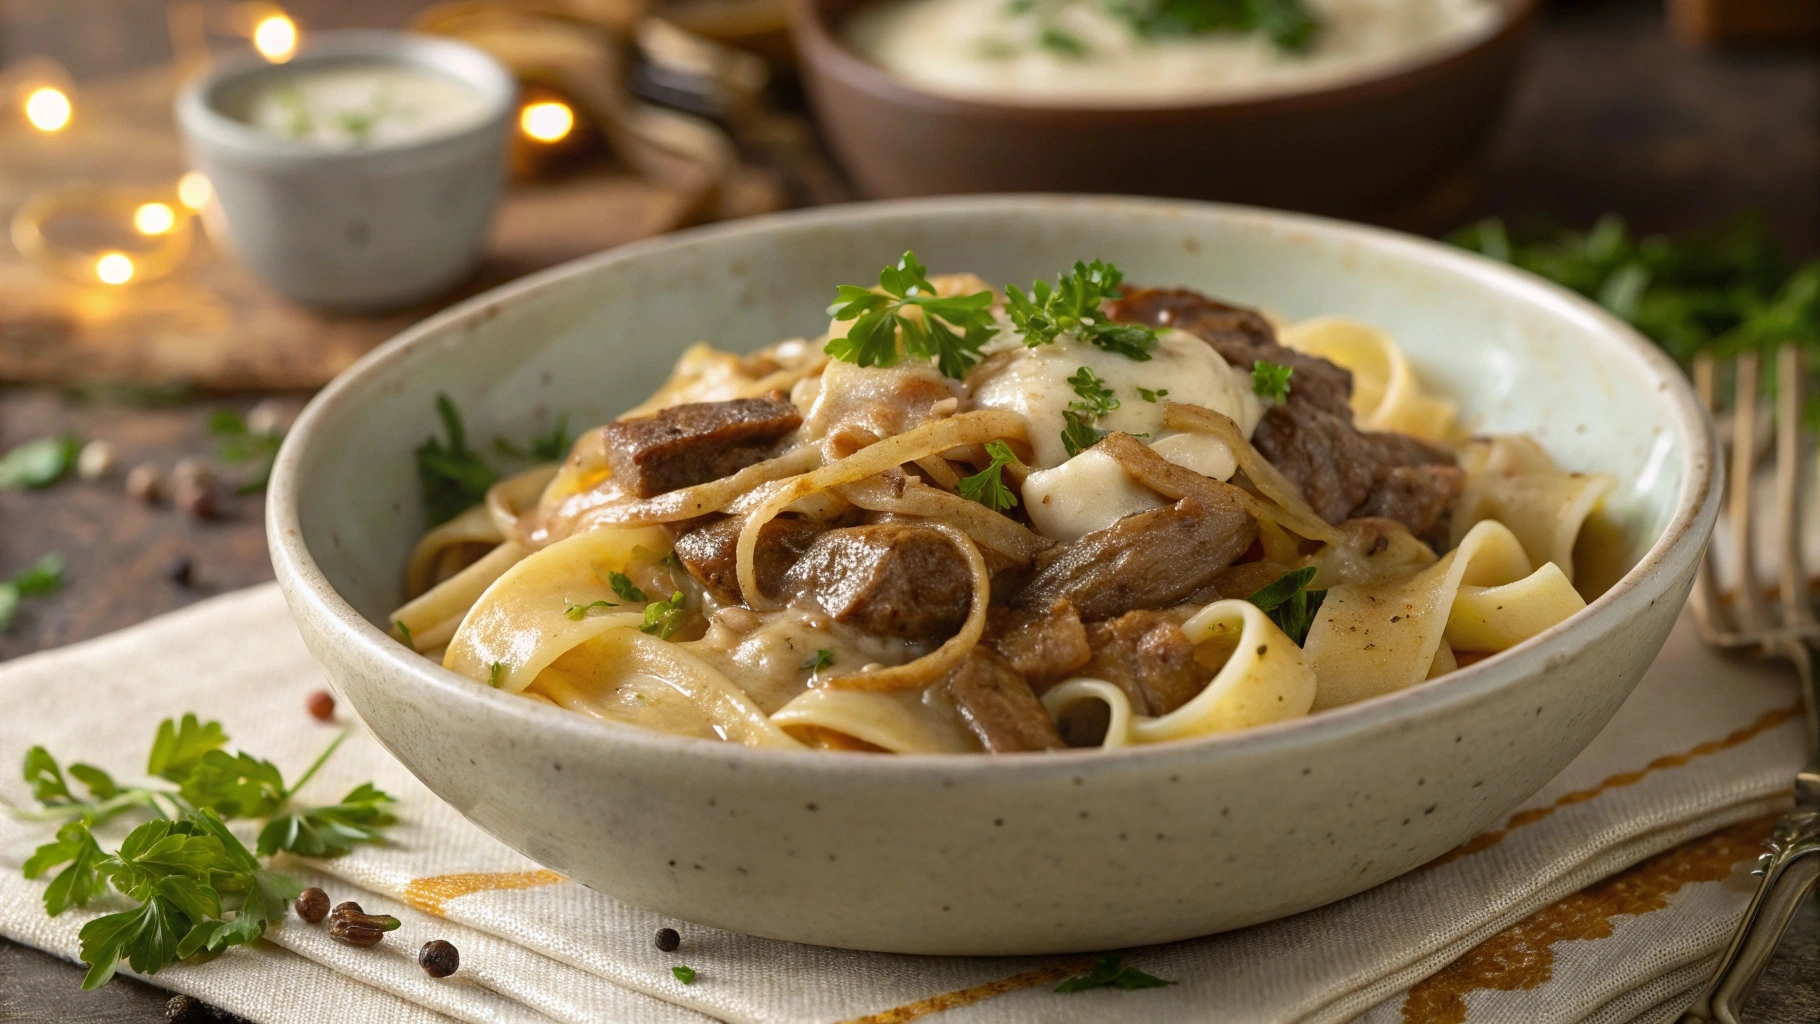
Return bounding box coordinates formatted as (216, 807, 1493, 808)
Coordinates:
(1679, 809, 1820, 1024)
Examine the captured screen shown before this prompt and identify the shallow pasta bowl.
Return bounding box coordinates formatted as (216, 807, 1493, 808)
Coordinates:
(268, 195, 1718, 955)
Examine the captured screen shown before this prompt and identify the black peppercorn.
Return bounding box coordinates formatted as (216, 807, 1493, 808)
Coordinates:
(419, 939, 460, 978)
(295, 887, 330, 923)
(654, 927, 681, 952)
(166, 994, 200, 1022)
(162, 554, 194, 587)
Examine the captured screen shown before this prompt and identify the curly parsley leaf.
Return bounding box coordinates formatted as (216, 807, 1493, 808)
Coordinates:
(416, 394, 499, 526)
(1054, 954, 1176, 992)
(1252, 361, 1293, 403)
(147, 715, 229, 784)
(0, 434, 80, 490)
(1006, 261, 1157, 360)
(958, 439, 1021, 512)
(257, 783, 397, 858)
(1067, 367, 1120, 417)
(1060, 411, 1106, 459)
(826, 252, 1000, 378)
(641, 591, 689, 640)
(1246, 565, 1326, 645)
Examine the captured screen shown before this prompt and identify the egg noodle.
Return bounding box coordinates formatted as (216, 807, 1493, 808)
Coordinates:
(391, 269, 1616, 754)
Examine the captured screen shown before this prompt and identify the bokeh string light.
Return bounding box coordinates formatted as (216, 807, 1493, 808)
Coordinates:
(23, 86, 72, 131)
(520, 100, 574, 143)
(253, 13, 298, 62)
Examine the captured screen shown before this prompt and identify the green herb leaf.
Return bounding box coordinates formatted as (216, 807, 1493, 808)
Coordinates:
(1252, 361, 1293, 402)
(12, 553, 66, 596)
(0, 435, 80, 489)
(957, 439, 1021, 512)
(607, 571, 648, 603)
(1245, 565, 1326, 645)
(1060, 410, 1105, 459)
(488, 662, 507, 688)
(803, 649, 835, 674)
(147, 715, 229, 784)
(209, 410, 284, 494)
(640, 592, 689, 641)
(24, 820, 112, 916)
(672, 965, 697, 984)
(1067, 367, 1120, 417)
(416, 394, 499, 526)
(1006, 261, 1156, 360)
(24, 746, 72, 804)
(563, 598, 618, 620)
(78, 878, 216, 989)
(825, 252, 1000, 378)
(1098, 0, 1318, 51)
(1038, 25, 1087, 55)
(1137, 387, 1169, 402)
(1055, 954, 1176, 992)
(495, 413, 574, 463)
(256, 783, 397, 858)
(177, 750, 288, 820)
(394, 620, 414, 649)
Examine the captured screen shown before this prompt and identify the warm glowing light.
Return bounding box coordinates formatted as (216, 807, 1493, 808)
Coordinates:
(253, 14, 298, 62)
(134, 202, 177, 235)
(520, 101, 574, 143)
(24, 87, 72, 132)
(178, 171, 213, 210)
(96, 252, 135, 285)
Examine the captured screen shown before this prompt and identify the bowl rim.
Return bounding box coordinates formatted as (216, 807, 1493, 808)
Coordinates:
(269, 194, 1720, 778)
(787, 0, 1540, 117)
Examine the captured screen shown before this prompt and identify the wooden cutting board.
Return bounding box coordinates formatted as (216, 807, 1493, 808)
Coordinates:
(0, 67, 714, 391)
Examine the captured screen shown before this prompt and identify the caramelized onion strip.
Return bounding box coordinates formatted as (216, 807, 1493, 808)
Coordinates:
(734, 410, 1027, 610)
(568, 443, 823, 531)
(1162, 402, 1344, 544)
(835, 476, 1051, 564)
(822, 522, 991, 692)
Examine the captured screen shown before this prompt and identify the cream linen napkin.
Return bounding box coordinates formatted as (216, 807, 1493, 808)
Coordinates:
(0, 584, 1805, 1024)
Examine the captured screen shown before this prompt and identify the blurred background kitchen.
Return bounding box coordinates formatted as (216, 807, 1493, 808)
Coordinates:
(0, 0, 1815, 1018)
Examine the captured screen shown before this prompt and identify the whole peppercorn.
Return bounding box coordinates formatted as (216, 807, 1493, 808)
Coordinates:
(419, 939, 460, 978)
(126, 463, 163, 503)
(295, 887, 330, 923)
(328, 902, 402, 947)
(306, 690, 335, 721)
(174, 478, 218, 520)
(163, 554, 194, 587)
(165, 994, 200, 1022)
(654, 927, 681, 952)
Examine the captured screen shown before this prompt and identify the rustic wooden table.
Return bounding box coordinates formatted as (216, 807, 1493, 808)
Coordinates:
(2, 0, 1817, 1019)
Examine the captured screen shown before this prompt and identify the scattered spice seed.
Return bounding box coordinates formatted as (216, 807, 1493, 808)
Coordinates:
(328, 901, 401, 947)
(76, 440, 116, 480)
(162, 554, 194, 587)
(654, 927, 680, 952)
(307, 690, 336, 722)
(165, 994, 199, 1022)
(174, 478, 217, 519)
(247, 399, 288, 436)
(126, 464, 162, 503)
(419, 939, 460, 978)
(295, 887, 330, 923)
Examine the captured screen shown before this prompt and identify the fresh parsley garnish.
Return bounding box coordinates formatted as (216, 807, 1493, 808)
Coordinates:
(488, 662, 508, 688)
(826, 252, 1000, 378)
(1246, 565, 1325, 645)
(0, 552, 66, 631)
(607, 571, 648, 603)
(16, 717, 394, 988)
(496, 412, 574, 462)
(1137, 387, 1169, 402)
(672, 965, 697, 984)
(1006, 261, 1157, 360)
(803, 649, 835, 675)
(958, 439, 1022, 512)
(416, 394, 499, 526)
(1252, 361, 1293, 403)
(1102, 0, 1317, 50)
(1060, 411, 1106, 459)
(641, 592, 688, 641)
(208, 410, 283, 494)
(1054, 955, 1175, 992)
(1038, 25, 1087, 55)
(1067, 366, 1120, 417)
(564, 598, 618, 620)
(394, 620, 413, 648)
(0, 435, 80, 490)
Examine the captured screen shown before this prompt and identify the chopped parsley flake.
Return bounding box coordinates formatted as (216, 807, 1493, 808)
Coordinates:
(803, 649, 835, 675)
(957, 440, 1021, 512)
(1137, 387, 1169, 402)
(640, 592, 688, 641)
(1252, 361, 1293, 403)
(1246, 565, 1325, 645)
(563, 598, 618, 621)
(393, 620, 413, 649)
(488, 662, 507, 688)
(607, 572, 648, 603)
(1067, 367, 1120, 418)
(672, 965, 697, 984)
(1060, 411, 1105, 459)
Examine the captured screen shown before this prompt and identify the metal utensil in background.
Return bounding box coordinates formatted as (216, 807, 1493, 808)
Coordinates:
(1682, 345, 1820, 1023)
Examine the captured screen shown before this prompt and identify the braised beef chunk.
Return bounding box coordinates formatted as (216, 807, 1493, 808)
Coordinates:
(944, 648, 1065, 752)
(783, 523, 971, 641)
(601, 394, 801, 498)
(1112, 285, 1465, 541)
(673, 514, 829, 605)
(1083, 610, 1214, 717)
(1111, 287, 1353, 417)
(1013, 496, 1257, 623)
(984, 599, 1092, 691)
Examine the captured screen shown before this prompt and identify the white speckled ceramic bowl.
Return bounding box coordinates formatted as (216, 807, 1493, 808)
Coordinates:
(268, 196, 1719, 955)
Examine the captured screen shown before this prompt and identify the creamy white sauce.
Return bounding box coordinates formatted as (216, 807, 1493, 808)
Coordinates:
(845, 0, 1501, 106)
(1022, 447, 1166, 541)
(234, 61, 491, 148)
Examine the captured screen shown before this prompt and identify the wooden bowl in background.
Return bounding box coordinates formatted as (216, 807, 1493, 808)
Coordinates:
(788, 0, 1539, 218)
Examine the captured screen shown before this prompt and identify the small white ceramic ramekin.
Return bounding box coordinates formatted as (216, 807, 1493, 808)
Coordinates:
(176, 30, 515, 311)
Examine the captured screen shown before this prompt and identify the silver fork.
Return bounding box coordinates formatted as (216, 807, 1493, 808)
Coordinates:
(1681, 346, 1820, 1024)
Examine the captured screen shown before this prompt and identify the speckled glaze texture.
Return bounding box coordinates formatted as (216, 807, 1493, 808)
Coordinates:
(268, 197, 1719, 955)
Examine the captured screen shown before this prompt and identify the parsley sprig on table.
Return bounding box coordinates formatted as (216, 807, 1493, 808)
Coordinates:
(0, 552, 65, 631)
(958, 440, 1022, 512)
(1008, 261, 1157, 360)
(1246, 565, 1325, 645)
(1054, 954, 1175, 992)
(12, 715, 396, 988)
(0, 434, 80, 490)
(826, 252, 1001, 378)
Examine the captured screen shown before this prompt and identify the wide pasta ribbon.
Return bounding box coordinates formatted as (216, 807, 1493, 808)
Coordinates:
(1040, 600, 1317, 748)
(1279, 316, 1458, 442)
(1451, 435, 1616, 585)
(1304, 519, 1586, 711)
